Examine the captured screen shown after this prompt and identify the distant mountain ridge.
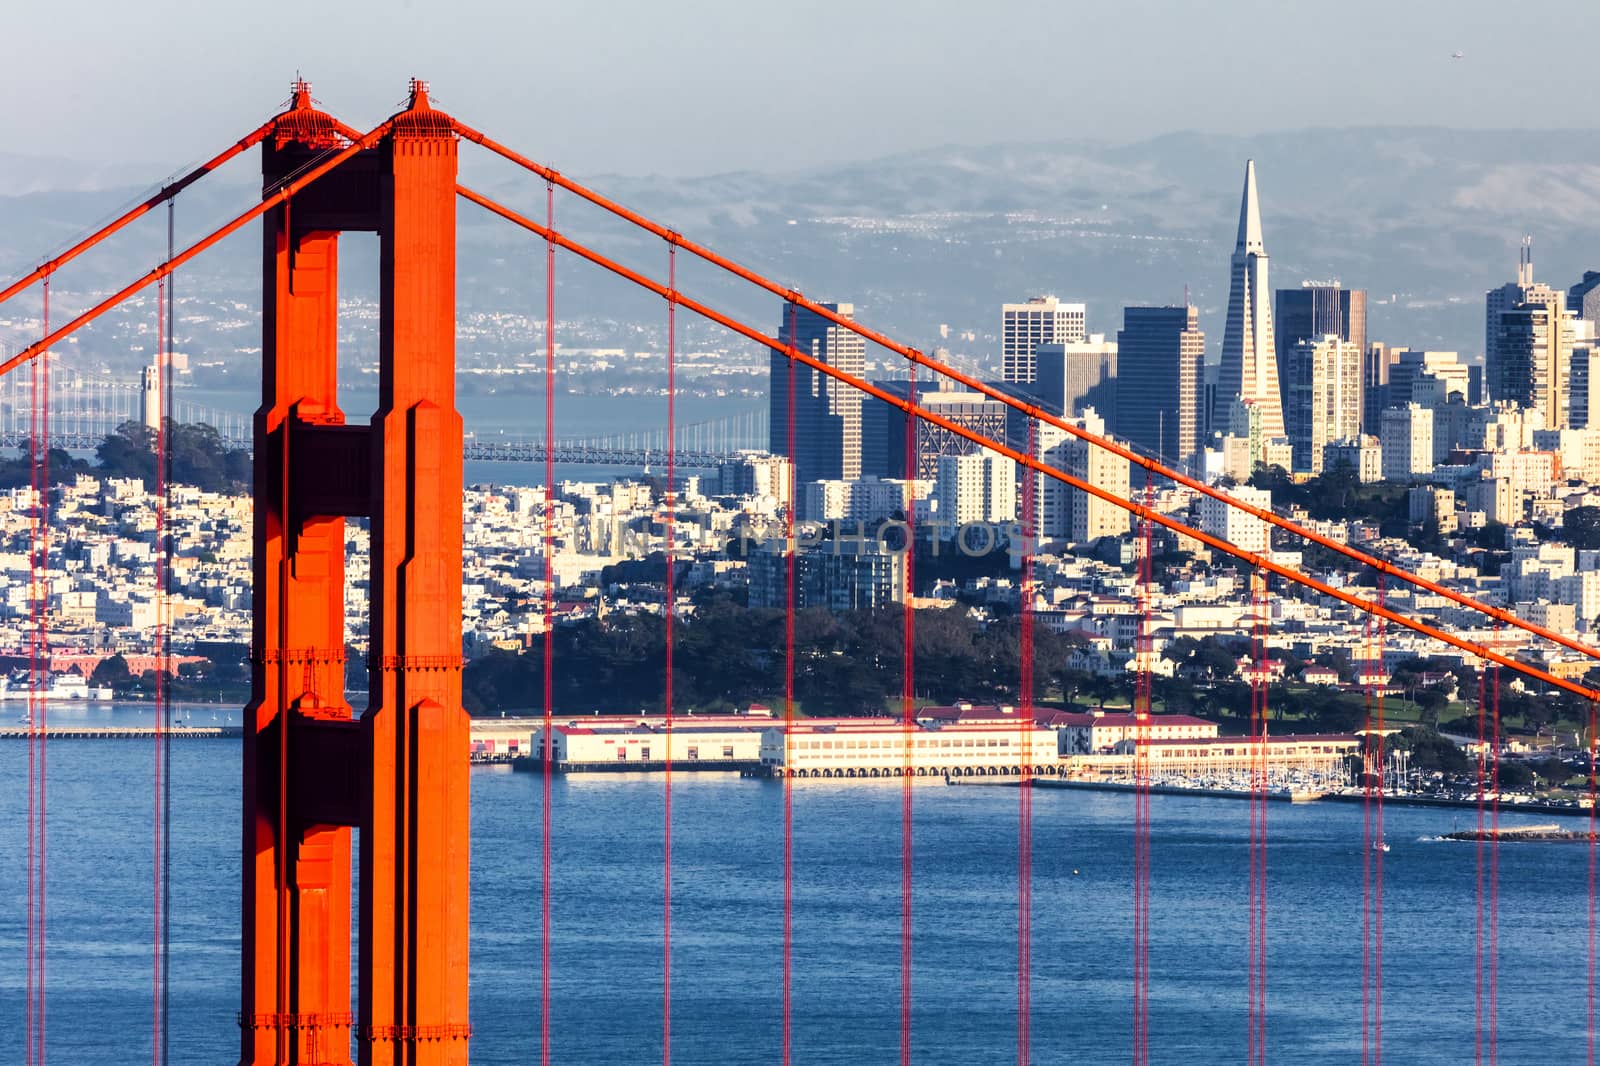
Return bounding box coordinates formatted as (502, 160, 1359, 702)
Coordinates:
(2, 126, 1597, 361)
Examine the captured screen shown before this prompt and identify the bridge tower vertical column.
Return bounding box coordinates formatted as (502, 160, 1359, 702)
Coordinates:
(244, 82, 359, 1066)
(359, 82, 471, 1066)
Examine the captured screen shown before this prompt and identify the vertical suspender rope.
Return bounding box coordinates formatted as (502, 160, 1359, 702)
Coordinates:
(26, 274, 51, 1066)
(153, 277, 168, 1066)
(1132, 466, 1154, 1066)
(1361, 576, 1378, 1066)
(1373, 576, 1387, 1065)
(1588, 691, 1597, 1066)
(1248, 571, 1269, 1066)
(37, 276, 50, 1066)
(781, 301, 797, 1066)
(540, 179, 556, 1066)
(1017, 418, 1034, 1066)
(1489, 650, 1501, 1066)
(24, 347, 35, 1066)
(661, 242, 676, 1066)
(1475, 658, 1488, 1066)
(161, 198, 175, 1066)
(24, 293, 36, 1066)
(1247, 572, 1258, 1066)
(900, 365, 916, 1066)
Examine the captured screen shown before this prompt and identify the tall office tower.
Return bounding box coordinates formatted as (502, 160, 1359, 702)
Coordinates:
(1572, 318, 1600, 429)
(1494, 304, 1575, 429)
(1363, 342, 1396, 435)
(1213, 160, 1285, 445)
(1283, 335, 1362, 473)
(1486, 239, 1572, 428)
(1002, 295, 1085, 385)
(1115, 305, 1205, 466)
(1034, 335, 1118, 420)
(1274, 282, 1367, 395)
(768, 302, 867, 486)
(1571, 270, 1600, 326)
(860, 378, 1009, 480)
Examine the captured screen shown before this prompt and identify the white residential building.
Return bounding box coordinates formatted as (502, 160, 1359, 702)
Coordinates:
(1381, 404, 1434, 479)
(1197, 485, 1272, 554)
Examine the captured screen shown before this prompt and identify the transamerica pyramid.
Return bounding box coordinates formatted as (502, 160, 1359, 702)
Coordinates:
(1212, 160, 1285, 447)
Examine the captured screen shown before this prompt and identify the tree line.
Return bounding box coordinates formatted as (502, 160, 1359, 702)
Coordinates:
(0, 421, 250, 494)
(462, 596, 1079, 717)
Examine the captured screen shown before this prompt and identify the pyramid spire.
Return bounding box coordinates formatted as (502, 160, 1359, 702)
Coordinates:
(1214, 158, 1284, 446)
(1236, 159, 1265, 255)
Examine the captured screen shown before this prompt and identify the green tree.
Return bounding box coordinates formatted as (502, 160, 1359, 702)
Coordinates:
(1497, 760, 1536, 792)
(90, 654, 132, 690)
(1400, 725, 1471, 775)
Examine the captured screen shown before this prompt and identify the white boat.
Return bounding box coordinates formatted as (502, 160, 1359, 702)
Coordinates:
(0, 672, 114, 701)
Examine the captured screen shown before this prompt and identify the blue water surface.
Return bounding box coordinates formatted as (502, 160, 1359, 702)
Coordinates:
(0, 722, 1591, 1064)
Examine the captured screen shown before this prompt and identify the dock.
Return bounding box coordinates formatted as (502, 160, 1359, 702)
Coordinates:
(513, 757, 763, 776)
(1035, 778, 1326, 803)
(0, 725, 243, 740)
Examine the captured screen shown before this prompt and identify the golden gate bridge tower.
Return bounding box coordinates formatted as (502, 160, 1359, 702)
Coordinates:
(243, 80, 469, 1065)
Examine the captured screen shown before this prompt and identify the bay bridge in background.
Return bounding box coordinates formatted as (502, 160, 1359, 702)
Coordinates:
(0, 355, 766, 465)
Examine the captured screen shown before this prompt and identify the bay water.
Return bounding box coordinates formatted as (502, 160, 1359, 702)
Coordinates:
(0, 709, 1592, 1064)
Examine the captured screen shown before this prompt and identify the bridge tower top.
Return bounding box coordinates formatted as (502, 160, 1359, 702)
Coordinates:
(270, 76, 344, 150)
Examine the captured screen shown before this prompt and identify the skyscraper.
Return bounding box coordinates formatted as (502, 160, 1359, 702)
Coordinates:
(1571, 270, 1600, 327)
(768, 302, 867, 487)
(1274, 282, 1366, 400)
(1001, 296, 1085, 385)
(1486, 239, 1572, 429)
(1034, 336, 1118, 421)
(1493, 304, 1573, 427)
(1213, 160, 1285, 445)
(1283, 335, 1363, 474)
(1570, 344, 1600, 430)
(1115, 304, 1205, 466)
(859, 378, 1008, 480)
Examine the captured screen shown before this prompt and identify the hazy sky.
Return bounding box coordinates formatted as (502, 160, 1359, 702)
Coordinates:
(7, 0, 1592, 177)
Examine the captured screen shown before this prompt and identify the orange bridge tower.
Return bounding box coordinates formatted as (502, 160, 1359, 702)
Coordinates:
(242, 80, 470, 1066)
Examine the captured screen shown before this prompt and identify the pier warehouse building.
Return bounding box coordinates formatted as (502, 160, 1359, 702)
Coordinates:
(759, 718, 1062, 778)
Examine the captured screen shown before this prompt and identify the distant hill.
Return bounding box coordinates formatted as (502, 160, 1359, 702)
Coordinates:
(2, 127, 1598, 365)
